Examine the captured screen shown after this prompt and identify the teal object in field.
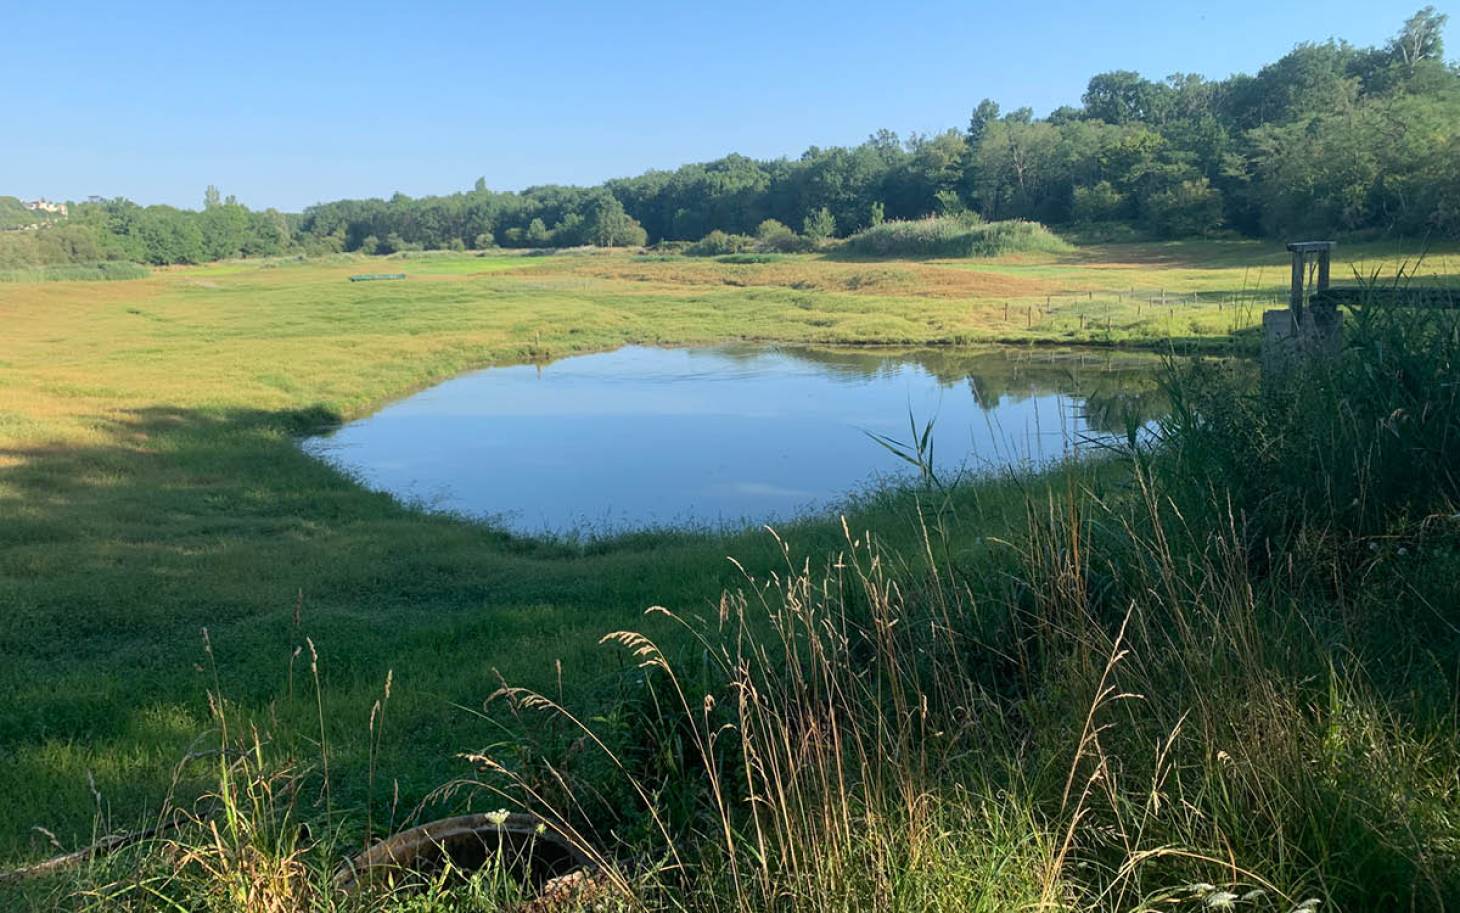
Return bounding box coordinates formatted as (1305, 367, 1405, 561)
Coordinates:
(349, 273, 407, 282)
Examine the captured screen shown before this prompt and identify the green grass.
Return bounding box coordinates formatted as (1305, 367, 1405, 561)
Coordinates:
(1, 240, 1458, 909)
(0, 261, 150, 283)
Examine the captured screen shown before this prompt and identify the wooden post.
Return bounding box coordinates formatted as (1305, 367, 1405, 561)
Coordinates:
(1286, 241, 1336, 319)
(1289, 250, 1305, 318)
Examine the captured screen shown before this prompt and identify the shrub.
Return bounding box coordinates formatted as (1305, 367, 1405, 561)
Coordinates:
(1073, 180, 1128, 223)
(685, 230, 756, 256)
(1144, 177, 1224, 237)
(802, 207, 837, 242)
(934, 189, 977, 220)
(380, 232, 420, 254)
(844, 217, 1072, 258)
(525, 218, 551, 246)
(754, 219, 808, 253)
(551, 213, 585, 246)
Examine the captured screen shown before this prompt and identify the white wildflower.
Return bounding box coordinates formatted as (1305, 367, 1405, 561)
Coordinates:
(484, 809, 511, 827)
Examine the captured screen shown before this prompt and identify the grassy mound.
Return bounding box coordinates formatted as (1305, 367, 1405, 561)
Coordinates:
(0, 261, 149, 282)
(845, 216, 1073, 258)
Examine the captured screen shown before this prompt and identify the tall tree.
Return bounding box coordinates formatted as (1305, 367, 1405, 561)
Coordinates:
(1392, 5, 1448, 70)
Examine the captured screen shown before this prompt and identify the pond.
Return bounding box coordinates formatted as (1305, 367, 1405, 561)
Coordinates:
(302, 345, 1169, 535)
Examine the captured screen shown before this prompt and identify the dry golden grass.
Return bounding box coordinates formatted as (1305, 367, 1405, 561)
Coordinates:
(568, 257, 1057, 299)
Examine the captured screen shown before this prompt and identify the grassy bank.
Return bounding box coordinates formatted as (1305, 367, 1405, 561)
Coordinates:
(843, 216, 1074, 258)
(0, 262, 151, 283)
(1, 240, 1457, 909)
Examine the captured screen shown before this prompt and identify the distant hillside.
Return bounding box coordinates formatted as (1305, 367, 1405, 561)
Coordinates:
(0, 195, 64, 230)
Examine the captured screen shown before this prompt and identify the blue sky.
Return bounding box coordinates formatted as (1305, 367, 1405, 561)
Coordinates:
(5, 1, 1452, 211)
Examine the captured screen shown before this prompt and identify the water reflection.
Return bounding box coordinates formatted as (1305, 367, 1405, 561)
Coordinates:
(302, 345, 1170, 535)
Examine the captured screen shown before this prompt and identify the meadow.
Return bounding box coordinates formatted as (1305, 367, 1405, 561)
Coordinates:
(1, 239, 1458, 909)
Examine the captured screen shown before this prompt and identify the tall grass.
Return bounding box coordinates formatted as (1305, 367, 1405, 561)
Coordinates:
(464, 291, 1459, 911)
(27, 292, 1460, 911)
(844, 217, 1073, 259)
(0, 261, 149, 282)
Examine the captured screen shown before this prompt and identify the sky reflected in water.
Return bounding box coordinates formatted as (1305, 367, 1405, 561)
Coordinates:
(302, 345, 1168, 535)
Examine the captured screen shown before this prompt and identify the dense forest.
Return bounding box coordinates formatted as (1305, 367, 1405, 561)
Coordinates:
(3, 8, 1455, 269)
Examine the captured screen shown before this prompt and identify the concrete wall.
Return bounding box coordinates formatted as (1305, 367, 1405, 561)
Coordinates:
(1261, 307, 1343, 381)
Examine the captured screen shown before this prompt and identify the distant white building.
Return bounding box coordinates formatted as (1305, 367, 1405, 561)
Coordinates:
(24, 199, 68, 216)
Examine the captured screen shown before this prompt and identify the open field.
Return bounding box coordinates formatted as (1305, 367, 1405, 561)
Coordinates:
(1, 240, 1458, 907)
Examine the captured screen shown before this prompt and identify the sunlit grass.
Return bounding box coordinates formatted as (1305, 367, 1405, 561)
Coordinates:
(1, 238, 1457, 905)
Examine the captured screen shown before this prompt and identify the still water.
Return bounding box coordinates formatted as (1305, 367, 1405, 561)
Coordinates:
(302, 345, 1168, 535)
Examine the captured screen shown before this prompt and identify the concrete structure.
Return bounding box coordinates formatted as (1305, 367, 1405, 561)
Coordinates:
(1262, 241, 1343, 381)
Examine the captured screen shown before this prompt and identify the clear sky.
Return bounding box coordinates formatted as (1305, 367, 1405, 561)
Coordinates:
(5, 0, 1452, 212)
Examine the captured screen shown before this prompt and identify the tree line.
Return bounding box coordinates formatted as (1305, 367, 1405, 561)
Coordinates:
(4, 8, 1455, 269)
(0, 189, 293, 269)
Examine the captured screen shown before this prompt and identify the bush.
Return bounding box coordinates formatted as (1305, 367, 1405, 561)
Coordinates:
(1073, 180, 1129, 223)
(844, 217, 1072, 258)
(754, 219, 808, 253)
(525, 218, 551, 246)
(299, 234, 344, 257)
(803, 207, 837, 242)
(685, 230, 756, 256)
(1144, 177, 1224, 237)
